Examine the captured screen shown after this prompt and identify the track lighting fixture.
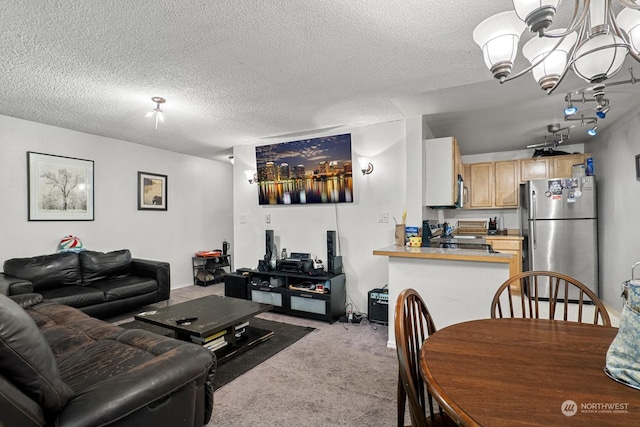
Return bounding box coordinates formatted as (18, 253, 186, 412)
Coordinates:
(564, 102, 578, 116)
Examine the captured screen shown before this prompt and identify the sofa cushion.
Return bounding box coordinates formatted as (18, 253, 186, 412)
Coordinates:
(79, 250, 132, 284)
(3, 252, 82, 291)
(38, 286, 105, 308)
(0, 294, 73, 413)
(89, 276, 158, 301)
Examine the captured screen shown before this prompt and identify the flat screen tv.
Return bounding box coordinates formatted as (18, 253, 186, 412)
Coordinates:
(255, 133, 353, 205)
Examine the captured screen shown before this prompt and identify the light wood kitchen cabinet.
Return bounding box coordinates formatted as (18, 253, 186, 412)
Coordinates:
(520, 158, 550, 182)
(485, 237, 523, 291)
(465, 160, 519, 209)
(468, 162, 493, 208)
(551, 154, 586, 178)
(494, 161, 519, 207)
(519, 153, 590, 182)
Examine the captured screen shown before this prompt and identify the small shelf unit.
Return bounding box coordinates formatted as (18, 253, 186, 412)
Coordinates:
(192, 254, 231, 286)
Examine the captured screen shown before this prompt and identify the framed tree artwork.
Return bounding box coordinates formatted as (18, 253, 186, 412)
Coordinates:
(138, 172, 168, 211)
(27, 152, 94, 221)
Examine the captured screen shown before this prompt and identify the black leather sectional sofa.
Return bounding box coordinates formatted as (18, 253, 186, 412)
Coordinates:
(0, 292, 216, 426)
(0, 249, 170, 319)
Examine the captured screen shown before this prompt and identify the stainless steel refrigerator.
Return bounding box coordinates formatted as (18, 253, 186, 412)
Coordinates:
(520, 175, 599, 297)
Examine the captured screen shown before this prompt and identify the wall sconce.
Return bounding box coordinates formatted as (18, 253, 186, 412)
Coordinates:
(228, 155, 234, 165)
(244, 170, 257, 184)
(357, 157, 374, 175)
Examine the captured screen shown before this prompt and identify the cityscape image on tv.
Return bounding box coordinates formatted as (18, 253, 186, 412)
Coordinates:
(255, 133, 353, 205)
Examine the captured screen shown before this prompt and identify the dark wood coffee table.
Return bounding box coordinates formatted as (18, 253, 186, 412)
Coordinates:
(134, 295, 273, 364)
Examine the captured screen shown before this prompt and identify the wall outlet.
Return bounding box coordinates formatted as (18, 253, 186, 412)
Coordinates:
(239, 214, 247, 224)
(265, 214, 271, 224)
(378, 212, 389, 223)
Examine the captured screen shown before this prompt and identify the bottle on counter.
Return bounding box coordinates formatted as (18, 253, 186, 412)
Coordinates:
(281, 248, 287, 260)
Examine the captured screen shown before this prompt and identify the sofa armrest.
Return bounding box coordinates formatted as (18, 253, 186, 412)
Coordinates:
(9, 293, 43, 309)
(131, 259, 170, 302)
(57, 336, 214, 427)
(0, 274, 33, 296)
(0, 374, 46, 427)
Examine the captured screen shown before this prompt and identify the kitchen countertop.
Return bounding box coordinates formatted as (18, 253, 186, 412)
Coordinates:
(373, 245, 514, 262)
(453, 234, 523, 240)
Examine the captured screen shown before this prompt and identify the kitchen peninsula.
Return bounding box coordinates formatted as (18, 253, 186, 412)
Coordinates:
(373, 244, 517, 349)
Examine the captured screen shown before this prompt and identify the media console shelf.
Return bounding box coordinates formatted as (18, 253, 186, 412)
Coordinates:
(244, 270, 346, 323)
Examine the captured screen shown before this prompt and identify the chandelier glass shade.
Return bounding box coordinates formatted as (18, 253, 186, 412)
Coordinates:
(474, 0, 640, 93)
(473, 11, 527, 80)
(513, 1, 562, 34)
(573, 32, 628, 82)
(523, 29, 578, 89)
(617, 7, 640, 51)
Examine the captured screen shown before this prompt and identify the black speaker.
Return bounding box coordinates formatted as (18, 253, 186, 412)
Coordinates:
(265, 229, 274, 261)
(327, 230, 342, 274)
(421, 220, 432, 247)
(368, 289, 389, 325)
(224, 273, 249, 299)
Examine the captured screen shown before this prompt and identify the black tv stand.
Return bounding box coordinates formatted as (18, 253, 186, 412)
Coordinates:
(241, 269, 346, 323)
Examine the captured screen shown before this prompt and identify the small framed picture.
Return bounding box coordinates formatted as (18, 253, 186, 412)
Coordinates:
(138, 172, 167, 211)
(636, 154, 640, 181)
(27, 152, 94, 221)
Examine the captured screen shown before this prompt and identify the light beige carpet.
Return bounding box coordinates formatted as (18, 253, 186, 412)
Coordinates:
(166, 284, 399, 426)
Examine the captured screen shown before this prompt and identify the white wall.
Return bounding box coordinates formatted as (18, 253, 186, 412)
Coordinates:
(232, 120, 407, 313)
(0, 115, 233, 288)
(588, 112, 640, 310)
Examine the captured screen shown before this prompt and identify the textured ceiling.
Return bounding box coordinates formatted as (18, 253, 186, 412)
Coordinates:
(2, 1, 640, 160)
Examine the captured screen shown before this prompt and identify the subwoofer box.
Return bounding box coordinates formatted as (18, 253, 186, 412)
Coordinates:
(224, 273, 250, 299)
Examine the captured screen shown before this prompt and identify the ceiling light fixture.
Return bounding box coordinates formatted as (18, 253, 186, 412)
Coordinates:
(564, 113, 599, 136)
(145, 97, 165, 129)
(473, 1, 640, 94)
(564, 102, 578, 115)
(596, 105, 611, 117)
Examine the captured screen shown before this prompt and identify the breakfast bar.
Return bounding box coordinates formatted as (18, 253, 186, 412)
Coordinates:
(373, 245, 516, 348)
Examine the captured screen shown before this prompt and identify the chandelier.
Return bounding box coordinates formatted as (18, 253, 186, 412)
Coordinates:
(473, 1, 640, 93)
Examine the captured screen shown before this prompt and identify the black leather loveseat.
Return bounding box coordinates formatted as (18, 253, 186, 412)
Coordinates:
(0, 249, 170, 319)
(0, 293, 216, 426)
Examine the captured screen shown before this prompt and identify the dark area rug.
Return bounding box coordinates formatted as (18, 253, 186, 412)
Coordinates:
(118, 317, 314, 390)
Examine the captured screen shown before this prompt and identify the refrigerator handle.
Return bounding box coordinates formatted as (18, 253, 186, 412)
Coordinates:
(532, 190, 537, 250)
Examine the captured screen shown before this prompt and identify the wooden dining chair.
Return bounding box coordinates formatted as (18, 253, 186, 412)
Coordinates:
(395, 289, 456, 427)
(491, 271, 611, 326)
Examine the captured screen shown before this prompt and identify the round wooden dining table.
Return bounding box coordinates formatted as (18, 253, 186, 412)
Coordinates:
(420, 318, 640, 426)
